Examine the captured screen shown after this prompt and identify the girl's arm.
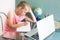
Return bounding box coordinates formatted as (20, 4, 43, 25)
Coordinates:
(25, 8, 37, 22)
(29, 9, 37, 22)
(7, 11, 27, 28)
(25, 16, 33, 22)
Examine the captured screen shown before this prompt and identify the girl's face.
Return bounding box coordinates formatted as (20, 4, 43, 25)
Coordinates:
(16, 6, 29, 16)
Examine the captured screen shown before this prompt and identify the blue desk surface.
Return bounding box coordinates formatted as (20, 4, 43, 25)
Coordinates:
(45, 29, 60, 40)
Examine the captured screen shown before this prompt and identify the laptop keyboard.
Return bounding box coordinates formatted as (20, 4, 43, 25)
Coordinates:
(31, 33, 39, 40)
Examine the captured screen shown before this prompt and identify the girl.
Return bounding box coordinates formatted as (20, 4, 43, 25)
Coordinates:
(2, 1, 36, 40)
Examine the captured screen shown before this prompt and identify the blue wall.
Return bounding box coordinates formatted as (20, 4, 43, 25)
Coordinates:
(15, 0, 60, 21)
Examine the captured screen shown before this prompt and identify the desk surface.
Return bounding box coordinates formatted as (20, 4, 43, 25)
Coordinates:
(45, 29, 60, 40)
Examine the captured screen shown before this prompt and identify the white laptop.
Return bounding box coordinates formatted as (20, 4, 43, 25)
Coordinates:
(37, 15, 55, 40)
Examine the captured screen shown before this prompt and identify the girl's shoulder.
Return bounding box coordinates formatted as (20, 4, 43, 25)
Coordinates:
(9, 10, 15, 14)
(7, 10, 15, 18)
(8, 10, 15, 15)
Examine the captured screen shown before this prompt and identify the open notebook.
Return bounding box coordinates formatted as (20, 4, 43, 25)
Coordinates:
(16, 22, 31, 32)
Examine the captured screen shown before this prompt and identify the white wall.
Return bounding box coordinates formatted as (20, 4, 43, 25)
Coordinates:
(0, 0, 15, 35)
(0, 0, 15, 14)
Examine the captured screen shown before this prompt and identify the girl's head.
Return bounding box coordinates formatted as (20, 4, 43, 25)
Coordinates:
(16, 1, 30, 15)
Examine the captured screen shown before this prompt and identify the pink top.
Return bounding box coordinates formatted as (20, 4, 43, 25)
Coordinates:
(2, 10, 25, 39)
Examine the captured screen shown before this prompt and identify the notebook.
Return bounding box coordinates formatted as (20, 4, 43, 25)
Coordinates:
(16, 22, 31, 32)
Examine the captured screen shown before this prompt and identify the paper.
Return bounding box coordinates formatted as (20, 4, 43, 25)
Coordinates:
(16, 22, 31, 32)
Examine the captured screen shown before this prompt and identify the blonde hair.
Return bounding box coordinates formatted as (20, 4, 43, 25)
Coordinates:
(17, 1, 29, 9)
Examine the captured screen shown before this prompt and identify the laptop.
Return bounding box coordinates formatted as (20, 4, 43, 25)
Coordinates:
(24, 15, 55, 40)
(37, 15, 55, 40)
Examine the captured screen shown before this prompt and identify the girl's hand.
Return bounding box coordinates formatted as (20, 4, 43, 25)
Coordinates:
(23, 21, 28, 26)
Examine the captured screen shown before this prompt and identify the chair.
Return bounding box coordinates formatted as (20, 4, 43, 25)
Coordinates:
(0, 12, 7, 35)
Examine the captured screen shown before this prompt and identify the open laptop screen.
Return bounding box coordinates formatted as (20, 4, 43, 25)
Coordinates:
(37, 15, 55, 40)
